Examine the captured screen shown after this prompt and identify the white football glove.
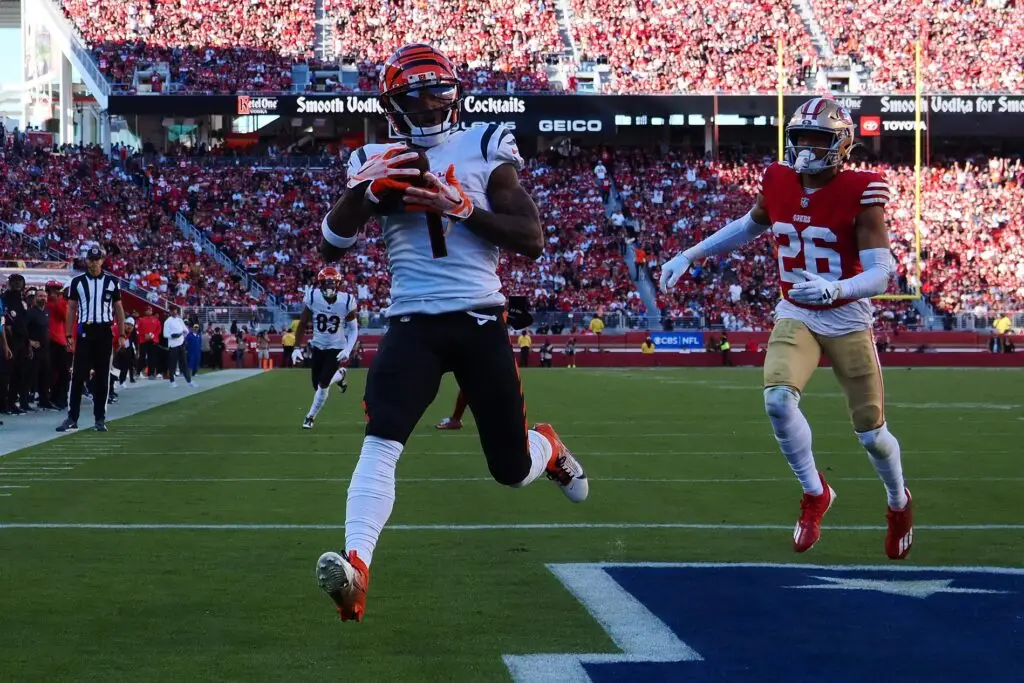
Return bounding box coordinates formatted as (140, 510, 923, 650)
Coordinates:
(336, 350, 349, 364)
(347, 146, 423, 205)
(659, 253, 693, 293)
(291, 348, 304, 365)
(789, 270, 842, 305)
(403, 164, 474, 221)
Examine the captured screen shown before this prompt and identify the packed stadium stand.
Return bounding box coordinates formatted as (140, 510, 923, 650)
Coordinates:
(55, 0, 1021, 94)
(3, 134, 1021, 328)
(809, 0, 1024, 92)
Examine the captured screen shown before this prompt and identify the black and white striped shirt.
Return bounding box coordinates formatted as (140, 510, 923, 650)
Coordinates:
(69, 272, 121, 324)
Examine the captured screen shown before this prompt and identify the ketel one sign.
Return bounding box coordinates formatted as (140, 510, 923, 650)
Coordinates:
(236, 96, 280, 115)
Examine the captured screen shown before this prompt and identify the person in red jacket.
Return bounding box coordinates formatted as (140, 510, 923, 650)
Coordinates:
(45, 281, 70, 410)
(136, 308, 162, 378)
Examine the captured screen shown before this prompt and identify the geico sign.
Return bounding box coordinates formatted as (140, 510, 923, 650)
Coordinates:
(882, 120, 927, 132)
(539, 119, 603, 132)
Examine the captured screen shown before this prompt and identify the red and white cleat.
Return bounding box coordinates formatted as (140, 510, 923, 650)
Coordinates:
(534, 423, 589, 503)
(885, 488, 914, 560)
(435, 417, 463, 430)
(316, 550, 370, 622)
(793, 472, 836, 553)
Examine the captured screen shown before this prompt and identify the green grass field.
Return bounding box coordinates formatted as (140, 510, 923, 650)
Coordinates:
(2, 367, 1023, 682)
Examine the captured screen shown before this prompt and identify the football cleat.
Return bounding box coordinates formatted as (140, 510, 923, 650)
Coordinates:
(55, 419, 78, 433)
(435, 417, 462, 430)
(302, 416, 315, 430)
(94, 421, 108, 432)
(316, 550, 370, 622)
(793, 472, 835, 553)
(534, 423, 588, 503)
(335, 373, 348, 394)
(885, 488, 914, 560)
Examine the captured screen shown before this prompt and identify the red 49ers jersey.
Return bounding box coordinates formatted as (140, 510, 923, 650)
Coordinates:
(760, 162, 890, 309)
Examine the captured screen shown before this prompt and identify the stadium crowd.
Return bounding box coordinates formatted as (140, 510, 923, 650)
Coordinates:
(810, 0, 1024, 92)
(3, 137, 1023, 330)
(57, 0, 1022, 94)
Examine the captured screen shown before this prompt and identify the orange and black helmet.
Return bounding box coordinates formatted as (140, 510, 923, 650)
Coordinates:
(378, 43, 462, 147)
(317, 266, 341, 297)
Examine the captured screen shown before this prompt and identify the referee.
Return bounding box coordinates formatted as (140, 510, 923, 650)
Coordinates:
(57, 247, 127, 433)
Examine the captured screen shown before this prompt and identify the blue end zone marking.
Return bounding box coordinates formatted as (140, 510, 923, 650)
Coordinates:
(505, 563, 1024, 683)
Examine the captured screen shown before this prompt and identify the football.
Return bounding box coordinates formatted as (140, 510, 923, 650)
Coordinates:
(373, 149, 431, 215)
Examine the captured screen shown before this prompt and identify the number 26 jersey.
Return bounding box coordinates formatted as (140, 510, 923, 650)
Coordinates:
(304, 288, 356, 350)
(760, 161, 891, 335)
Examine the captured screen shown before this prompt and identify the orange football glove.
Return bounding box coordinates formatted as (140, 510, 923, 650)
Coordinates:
(347, 146, 423, 205)
(403, 164, 474, 221)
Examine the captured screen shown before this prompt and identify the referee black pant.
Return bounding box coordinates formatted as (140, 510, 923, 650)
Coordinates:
(69, 324, 114, 424)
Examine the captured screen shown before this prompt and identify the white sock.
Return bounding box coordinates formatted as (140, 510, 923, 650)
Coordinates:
(858, 423, 908, 509)
(329, 368, 347, 385)
(764, 387, 822, 495)
(307, 387, 329, 419)
(346, 436, 403, 566)
(512, 430, 552, 488)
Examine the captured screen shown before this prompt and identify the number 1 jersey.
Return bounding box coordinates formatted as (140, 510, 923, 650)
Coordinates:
(304, 288, 356, 350)
(347, 124, 525, 318)
(760, 161, 891, 336)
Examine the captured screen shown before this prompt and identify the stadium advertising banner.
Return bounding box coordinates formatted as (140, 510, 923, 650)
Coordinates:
(649, 331, 704, 351)
(107, 94, 1024, 137)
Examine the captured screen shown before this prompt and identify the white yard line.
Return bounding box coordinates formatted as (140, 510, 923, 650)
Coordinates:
(0, 522, 1021, 531)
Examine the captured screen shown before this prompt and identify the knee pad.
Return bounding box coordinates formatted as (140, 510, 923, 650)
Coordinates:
(763, 385, 800, 421)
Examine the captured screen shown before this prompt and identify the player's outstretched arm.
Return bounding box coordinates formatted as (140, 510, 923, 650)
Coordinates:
(660, 195, 771, 292)
(463, 163, 544, 259)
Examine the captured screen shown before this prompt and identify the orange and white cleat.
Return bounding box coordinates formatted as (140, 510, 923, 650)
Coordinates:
(885, 488, 914, 560)
(435, 417, 463, 430)
(534, 423, 589, 503)
(316, 550, 370, 622)
(793, 472, 836, 553)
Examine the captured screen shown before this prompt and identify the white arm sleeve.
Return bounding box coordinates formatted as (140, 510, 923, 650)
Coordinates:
(838, 248, 893, 300)
(341, 319, 359, 358)
(682, 212, 770, 262)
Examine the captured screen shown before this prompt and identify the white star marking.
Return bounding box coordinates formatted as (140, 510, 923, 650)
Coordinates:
(786, 576, 1009, 599)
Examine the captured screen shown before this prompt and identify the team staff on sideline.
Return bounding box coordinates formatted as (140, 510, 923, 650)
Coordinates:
(57, 247, 127, 433)
(163, 306, 197, 388)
